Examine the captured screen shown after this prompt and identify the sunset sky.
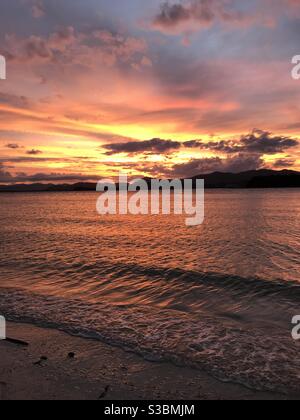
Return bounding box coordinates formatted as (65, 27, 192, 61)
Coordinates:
(0, 0, 300, 183)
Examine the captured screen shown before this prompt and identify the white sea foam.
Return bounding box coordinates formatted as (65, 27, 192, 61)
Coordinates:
(0, 287, 299, 393)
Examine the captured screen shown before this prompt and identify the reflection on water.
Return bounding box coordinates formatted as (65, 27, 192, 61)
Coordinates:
(0, 189, 300, 392)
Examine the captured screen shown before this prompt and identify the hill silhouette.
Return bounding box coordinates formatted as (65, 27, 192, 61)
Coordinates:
(0, 170, 299, 192)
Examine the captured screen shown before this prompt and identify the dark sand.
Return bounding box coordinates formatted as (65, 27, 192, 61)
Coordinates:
(0, 322, 298, 400)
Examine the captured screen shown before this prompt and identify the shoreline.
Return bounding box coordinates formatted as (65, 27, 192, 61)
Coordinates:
(0, 321, 298, 400)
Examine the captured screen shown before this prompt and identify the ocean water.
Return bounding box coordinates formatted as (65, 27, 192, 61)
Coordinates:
(0, 189, 300, 393)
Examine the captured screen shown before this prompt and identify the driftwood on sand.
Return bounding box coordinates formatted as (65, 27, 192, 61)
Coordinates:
(4, 337, 29, 346)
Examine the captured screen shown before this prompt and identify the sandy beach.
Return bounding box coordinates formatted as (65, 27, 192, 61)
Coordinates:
(0, 322, 298, 401)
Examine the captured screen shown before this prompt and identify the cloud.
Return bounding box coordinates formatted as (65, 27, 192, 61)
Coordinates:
(103, 138, 182, 155)
(273, 158, 296, 168)
(154, 2, 192, 28)
(151, 0, 298, 35)
(99, 129, 298, 178)
(104, 152, 265, 178)
(3, 26, 149, 71)
(186, 130, 299, 154)
(238, 130, 299, 154)
(5, 143, 21, 149)
(4, 26, 76, 63)
(1, 26, 77, 66)
(168, 153, 264, 177)
(26, 149, 43, 155)
(152, 0, 253, 34)
(184, 139, 240, 153)
(0, 163, 13, 182)
(102, 130, 298, 156)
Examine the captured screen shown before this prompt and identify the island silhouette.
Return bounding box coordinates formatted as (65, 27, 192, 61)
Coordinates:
(0, 169, 299, 192)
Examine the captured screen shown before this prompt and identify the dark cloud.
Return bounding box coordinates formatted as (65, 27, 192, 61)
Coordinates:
(105, 153, 264, 178)
(152, 0, 250, 32)
(273, 158, 296, 168)
(221, 153, 265, 173)
(100, 129, 297, 178)
(103, 138, 182, 155)
(170, 157, 224, 177)
(5, 143, 21, 149)
(26, 149, 43, 155)
(154, 3, 192, 28)
(102, 130, 298, 156)
(239, 130, 299, 154)
(186, 130, 299, 154)
(169, 153, 264, 178)
(184, 139, 241, 153)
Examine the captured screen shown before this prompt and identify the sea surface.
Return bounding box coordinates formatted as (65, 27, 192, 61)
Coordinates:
(0, 189, 300, 393)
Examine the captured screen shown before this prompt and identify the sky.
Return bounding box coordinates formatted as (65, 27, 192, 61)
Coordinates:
(0, 0, 300, 183)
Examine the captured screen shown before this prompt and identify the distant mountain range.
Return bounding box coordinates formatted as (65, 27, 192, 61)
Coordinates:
(192, 169, 300, 188)
(0, 169, 300, 192)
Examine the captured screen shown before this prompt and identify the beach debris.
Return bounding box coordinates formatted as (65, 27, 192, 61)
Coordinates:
(33, 356, 48, 366)
(5, 337, 29, 347)
(68, 352, 75, 359)
(98, 385, 110, 400)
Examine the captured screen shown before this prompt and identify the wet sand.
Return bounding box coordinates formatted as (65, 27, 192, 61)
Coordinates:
(0, 322, 298, 400)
